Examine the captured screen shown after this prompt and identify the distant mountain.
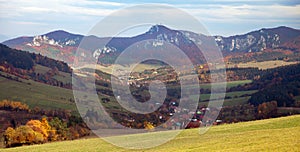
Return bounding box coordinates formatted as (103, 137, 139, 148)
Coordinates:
(215, 26, 300, 54)
(98, 25, 209, 64)
(2, 31, 84, 65)
(2, 25, 300, 65)
(4, 30, 83, 47)
(2, 25, 208, 65)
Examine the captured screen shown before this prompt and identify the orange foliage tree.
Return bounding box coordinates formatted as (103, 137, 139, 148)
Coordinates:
(0, 100, 29, 112)
(3, 126, 44, 147)
(26, 118, 50, 141)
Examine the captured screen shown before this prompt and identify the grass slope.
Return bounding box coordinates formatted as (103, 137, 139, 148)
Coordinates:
(0, 72, 76, 111)
(2, 115, 300, 152)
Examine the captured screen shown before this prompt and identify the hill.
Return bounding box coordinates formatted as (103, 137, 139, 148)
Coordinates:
(216, 26, 300, 53)
(1, 115, 299, 151)
(0, 44, 72, 88)
(3, 25, 300, 65)
(248, 63, 300, 107)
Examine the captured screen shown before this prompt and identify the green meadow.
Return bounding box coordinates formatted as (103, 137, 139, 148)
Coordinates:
(2, 115, 299, 152)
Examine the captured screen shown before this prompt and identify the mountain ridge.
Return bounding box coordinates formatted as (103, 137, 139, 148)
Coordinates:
(2, 25, 300, 65)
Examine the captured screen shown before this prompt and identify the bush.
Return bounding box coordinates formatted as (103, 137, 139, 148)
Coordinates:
(0, 100, 29, 112)
(3, 126, 45, 147)
(48, 117, 69, 141)
(3, 118, 51, 147)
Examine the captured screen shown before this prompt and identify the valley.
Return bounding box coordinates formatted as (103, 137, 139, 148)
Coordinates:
(0, 25, 300, 150)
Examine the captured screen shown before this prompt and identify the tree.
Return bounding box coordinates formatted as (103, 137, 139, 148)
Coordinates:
(3, 125, 44, 147)
(249, 87, 296, 107)
(144, 122, 155, 131)
(257, 101, 278, 119)
(48, 117, 69, 140)
(14, 125, 35, 145)
(0, 100, 29, 112)
(26, 119, 49, 141)
(3, 127, 15, 147)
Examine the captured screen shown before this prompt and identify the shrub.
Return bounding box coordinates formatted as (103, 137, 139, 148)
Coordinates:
(0, 100, 29, 112)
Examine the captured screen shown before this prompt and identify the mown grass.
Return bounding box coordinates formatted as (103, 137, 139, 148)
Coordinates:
(0, 72, 76, 111)
(75, 63, 162, 75)
(195, 90, 257, 101)
(227, 60, 299, 70)
(189, 90, 256, 107)
(176, 80, 252, 90)
(1, 115, 299, 152)
(198, 97, 251, 107)
(225, 90, 256, 98)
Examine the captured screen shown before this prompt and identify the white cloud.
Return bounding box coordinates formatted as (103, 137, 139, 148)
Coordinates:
(0, 0, 299, 37)
(181, 4, 300, 21)
(13, 21, 48, 25)
(0, 0, 122, 17)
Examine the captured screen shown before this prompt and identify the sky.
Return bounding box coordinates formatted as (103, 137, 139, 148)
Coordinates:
(0, 0, 299, 42)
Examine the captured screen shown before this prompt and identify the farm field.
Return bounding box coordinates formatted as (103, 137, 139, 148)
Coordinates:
(74, 63, 162, 75)
(198, 97, 251, 107)
(1, 115, 299, 152)
(195, 90, 257, 101)
(227, 60, 299, 70)
(170, 80, 252, 90)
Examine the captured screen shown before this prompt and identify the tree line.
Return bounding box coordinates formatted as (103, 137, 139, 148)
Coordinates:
(248, 63, 300, 107)
(0, 100, 90, 148)
(0, 44, 71, 72)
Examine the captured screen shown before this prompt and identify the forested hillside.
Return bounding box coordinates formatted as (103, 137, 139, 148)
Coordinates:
(0, 44, 72, 88)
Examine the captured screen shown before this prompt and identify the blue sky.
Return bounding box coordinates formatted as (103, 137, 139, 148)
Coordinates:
(0, 0, 299, 41)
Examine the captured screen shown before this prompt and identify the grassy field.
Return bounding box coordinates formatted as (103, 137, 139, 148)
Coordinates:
(0, 72, 76, 111)
(1, 115, 299, 152)
(74, 63, 162, 75)
(199, 90, 256, 101)
(171, 80, 252, 90)
(201, 80, 252, 89)
(198, 97, 251, 107)
(225, 90, 257, 98)
(227, 60, 299, 70)
(224, 80, 252, 88)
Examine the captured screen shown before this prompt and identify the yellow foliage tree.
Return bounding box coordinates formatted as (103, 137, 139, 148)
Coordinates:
(3, 118, 53, 147)
(3, 127, 15, 147)
(26, 119, 49, 141)
(14, 125, 35, 144)
(41, 118, 51, 133)
(0, 100, 29, 111)
(144, 122, 155, 131)
(4, 125, 45, 147)
(48, 129, 58, 141)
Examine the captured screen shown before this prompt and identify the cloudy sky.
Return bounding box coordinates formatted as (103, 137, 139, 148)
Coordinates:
(0, 0, 299, 41)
